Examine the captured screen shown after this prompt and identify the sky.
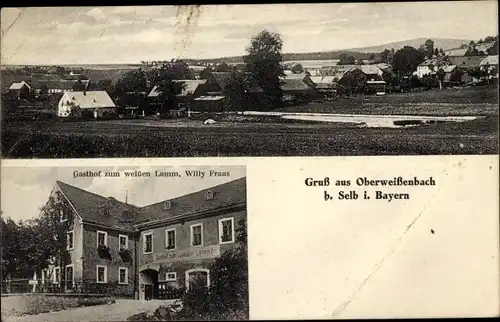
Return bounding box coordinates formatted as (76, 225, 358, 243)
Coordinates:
(1, 1, 498, 65)
(0, 165, 246, 222)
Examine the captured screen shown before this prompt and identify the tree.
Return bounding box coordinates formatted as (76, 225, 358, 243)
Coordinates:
(434, 48, 439, 57)
(244, 30, 284, 109)
(40, 85, 49, 96)
(436, 68, 446, 89)
(465, 45, 480, 56)
(214, 62, 233, 72)
(72, 80, 86, 92)
(222, 71, 248, 111)
(0, 191, 73, 282)
(487, 39, 498, 55)
(423, 39, 434, 59)
(199, 66, 213, 80)
(291, 63, 304, 74)
(56, 66, 66, 77)
(180, 218, 249, 320)
(148, 60, 191, 113)
(392, 46, 426, 77)
(114, 68, 147, 98)
(379, 49, 391, 64)
(95, 79, 113, 93)
(439, 48, 446, 57)
(337, 53, 356, 65)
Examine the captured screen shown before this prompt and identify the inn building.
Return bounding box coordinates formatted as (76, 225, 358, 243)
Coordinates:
(41, 177, 246, 300)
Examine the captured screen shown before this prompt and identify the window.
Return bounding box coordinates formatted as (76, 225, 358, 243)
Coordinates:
(205, 190, 214, 200)
(97, 231, 108, 246)
(53, 267, 60, 284)
(219, 218, 235, 244)
(165, 272, 177, 281)
(96, 265, 107, 283)
(60, 209, 67, 222)
(191, 224, 203, 247)
(163, 201, 171, 210)
(67, 231, 74, 250)
(118, 267, 128, 284)
(165, 228, 176, 250)
(143, 232, 153, 254)
(65, 264, 74, 289)
(185, 268, 210, 290)
(119, 234, 128, 251)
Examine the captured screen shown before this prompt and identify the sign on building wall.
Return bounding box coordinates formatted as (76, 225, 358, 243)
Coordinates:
(153, 245, 221, 264)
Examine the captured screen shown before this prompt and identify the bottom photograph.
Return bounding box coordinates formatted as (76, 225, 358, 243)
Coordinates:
(1, 165, 248, 321)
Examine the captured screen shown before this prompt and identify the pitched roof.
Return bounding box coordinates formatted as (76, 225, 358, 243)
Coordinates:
(210, 72, 263, 93)
(448, 56, 486, 68)
(59, 91, 116, 109)
(54, 177, 246, 231)
(62, 74, 89, 81)
(283, 72, 309, 80)
(56, 181, 138, 231)
(34, 79, 90, 90)
(148, 79, 207, 98)
(173, 79, 207, 97)
(441, 65, 457, 73)
(9, 81, 30, 90)
(445, 48, 468, 57)
(480, 55, 498, 66)
(309, 76, 337, 88)
(280, 78, 311, 91)
(358, 65, 382, 75)
(136, 177, 246, 225)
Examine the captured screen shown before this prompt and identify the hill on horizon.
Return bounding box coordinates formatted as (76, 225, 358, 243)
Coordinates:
(185, 37, 473, 64)
(345, 37, 471, 53)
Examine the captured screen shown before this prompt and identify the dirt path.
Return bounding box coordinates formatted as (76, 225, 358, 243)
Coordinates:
(2, 299, 173, 322)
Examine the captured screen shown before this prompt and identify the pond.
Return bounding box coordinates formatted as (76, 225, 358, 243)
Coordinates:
(241, 111, 478, 128)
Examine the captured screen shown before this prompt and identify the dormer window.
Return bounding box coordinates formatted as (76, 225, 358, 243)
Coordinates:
(98, 205, 109, 216)
(163, 201, 171, 211)
(205, 190, 214, 200)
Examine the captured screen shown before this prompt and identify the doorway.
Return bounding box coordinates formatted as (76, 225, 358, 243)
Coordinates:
(140, 269, 159, 300)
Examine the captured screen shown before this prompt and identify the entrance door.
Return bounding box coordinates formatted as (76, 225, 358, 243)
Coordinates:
(141, 269, 159, 300)
(144, 284, 153, 300)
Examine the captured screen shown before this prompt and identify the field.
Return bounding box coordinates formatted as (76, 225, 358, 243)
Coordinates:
(1, 87, 498, 158)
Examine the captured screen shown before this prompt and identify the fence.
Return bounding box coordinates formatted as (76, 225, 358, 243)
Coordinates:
(1, 278, 133, 298)
(2, 278, 78, 295)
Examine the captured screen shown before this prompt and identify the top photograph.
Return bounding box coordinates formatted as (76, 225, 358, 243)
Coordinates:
(1, 1, 498, 158)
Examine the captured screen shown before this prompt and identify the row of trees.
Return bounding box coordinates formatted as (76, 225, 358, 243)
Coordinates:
(1, 194, 72, 281)
(93, 30, 286, 112)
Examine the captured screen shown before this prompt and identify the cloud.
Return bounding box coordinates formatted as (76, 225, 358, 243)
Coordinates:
(1, 166, 245, 220)
(1, 2, 498, 64)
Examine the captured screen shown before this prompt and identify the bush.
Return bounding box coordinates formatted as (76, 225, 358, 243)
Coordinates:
(0, 294, 115, 316)
(77, 297, 116, 306)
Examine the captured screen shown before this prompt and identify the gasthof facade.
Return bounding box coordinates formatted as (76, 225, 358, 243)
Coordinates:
(42, 177, 246, 300)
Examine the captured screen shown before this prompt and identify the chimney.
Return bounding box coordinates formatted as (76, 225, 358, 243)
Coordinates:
(125, 190, 128, 204)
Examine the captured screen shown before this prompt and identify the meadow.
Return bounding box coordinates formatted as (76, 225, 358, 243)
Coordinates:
(1, 86, 498, 158)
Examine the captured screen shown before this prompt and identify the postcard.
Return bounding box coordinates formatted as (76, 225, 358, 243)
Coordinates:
(1, 1, 498, 321)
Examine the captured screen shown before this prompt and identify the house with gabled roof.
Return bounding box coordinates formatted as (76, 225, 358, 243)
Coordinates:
(58, 91, 116, 119)
(39, 177, 247, 300)
(8, 81, 31, 99)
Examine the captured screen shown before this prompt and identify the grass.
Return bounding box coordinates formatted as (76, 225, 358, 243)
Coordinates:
(0, 294, 115, 316)
(1, 86, 497, 158)
(1, 115, 497, 157)
(278, 86, 499, 116)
